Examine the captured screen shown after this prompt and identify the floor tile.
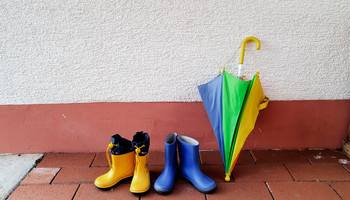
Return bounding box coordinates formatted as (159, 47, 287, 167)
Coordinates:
(200, 151, 224, 166)
(91, 152, 108, 167)
(252, 150, 309, 164)
(233, 164, 293, 182)
(200, 165, 228, 183)
(330, 182, 350, 200)
(268, 182, 340, 200)
(149, 165, 164, 183)
(37, 153, 96, 168)
(200, 150, 253, 166)
(206, 182, 272, 200)
(52, 167, 109, 184)
(303, 150, 348, 164)
(148, 151, 165, 166)
(74, 183, 138, 200)
(236, 151, 255, 165)
(20, 168, 60, 185)
(142, 183, 206, 200)
(285, 164, 350, 181)
(8, 184, 79, 200)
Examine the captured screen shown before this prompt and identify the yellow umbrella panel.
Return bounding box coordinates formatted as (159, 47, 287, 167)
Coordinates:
(226, 72, 269, 180)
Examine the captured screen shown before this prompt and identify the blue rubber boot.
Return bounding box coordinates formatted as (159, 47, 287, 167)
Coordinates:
(178, 135, 216, 193)
(153, 132, 178, 193)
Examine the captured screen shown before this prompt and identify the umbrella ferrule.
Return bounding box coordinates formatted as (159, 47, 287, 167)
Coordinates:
(225, 173, 231, 182)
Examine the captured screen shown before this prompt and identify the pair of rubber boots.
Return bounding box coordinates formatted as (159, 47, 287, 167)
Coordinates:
(94, 131, 150, 194)
(154, 133, 216, 194)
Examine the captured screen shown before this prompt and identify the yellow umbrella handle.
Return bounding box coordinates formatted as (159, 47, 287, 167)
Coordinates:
(239, 36, 260, 64)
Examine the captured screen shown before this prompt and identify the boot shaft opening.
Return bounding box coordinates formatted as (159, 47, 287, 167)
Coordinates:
(178, 135, 199, 146)
(132, 131, 150, 156)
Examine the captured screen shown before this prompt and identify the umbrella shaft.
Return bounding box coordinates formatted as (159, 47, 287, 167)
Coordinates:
(237, 64, 243, 78)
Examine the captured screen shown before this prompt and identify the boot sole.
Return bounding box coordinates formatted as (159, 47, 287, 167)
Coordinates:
(130, 187, 150, 195)
(154, 187, 173, 194)
(95, 176, 133, 190)
(180, 175, 216, 194)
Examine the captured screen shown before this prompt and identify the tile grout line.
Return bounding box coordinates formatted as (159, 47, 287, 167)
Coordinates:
(264, 182, 276, 200)
(300, 150, 312, 165)
(89, 153, 98, 167)
(282, 163, 296, 181)
(71, 184, 81, 200)
(327, 181, 344, 200)
(294, 180, 335, 183)
(249, 150, 257, 165)
(49, 168, 62, 184)
(323, 180, 350, 183)
(342, 165, 350, 173)
(199, 151, 203, 165)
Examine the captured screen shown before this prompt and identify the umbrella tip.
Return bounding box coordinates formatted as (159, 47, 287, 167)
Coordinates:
(225, 173, 231, 182)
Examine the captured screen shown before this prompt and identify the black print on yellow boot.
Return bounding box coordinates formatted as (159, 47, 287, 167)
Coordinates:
(94, 134, 135, 189)
(130, 131, 150, 195)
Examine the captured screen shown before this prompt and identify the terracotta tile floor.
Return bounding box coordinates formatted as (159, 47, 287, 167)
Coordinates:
(8, 150, 350, 200)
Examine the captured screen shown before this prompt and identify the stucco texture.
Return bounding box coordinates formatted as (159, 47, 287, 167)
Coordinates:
(1, 1, 349, 104)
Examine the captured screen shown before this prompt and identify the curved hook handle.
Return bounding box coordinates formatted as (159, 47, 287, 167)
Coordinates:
(239, 36, 260, 64)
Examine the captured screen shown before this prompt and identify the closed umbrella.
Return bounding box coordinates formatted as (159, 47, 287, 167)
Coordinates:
(198, 37, 269, 181)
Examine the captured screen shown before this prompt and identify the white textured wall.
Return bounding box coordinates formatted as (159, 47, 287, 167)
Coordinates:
(1, 0, 349, 104)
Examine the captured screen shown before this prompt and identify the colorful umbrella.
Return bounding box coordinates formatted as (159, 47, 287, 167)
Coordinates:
(198, 37, 269, 181)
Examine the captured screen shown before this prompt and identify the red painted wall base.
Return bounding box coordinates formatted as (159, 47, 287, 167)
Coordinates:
(1, 100, 349, 154)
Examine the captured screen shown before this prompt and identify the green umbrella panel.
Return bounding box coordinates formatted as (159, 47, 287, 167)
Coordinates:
(222, 71, 251, 170)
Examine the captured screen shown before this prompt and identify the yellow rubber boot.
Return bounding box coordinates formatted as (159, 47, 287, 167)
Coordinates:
(95, 135, 135, 189)
(130, 131, 150, 194)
